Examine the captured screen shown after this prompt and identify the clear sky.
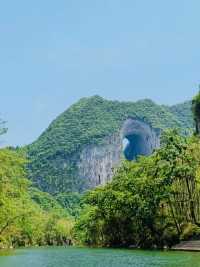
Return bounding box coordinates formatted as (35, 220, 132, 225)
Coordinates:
(0, 0, 199, 146)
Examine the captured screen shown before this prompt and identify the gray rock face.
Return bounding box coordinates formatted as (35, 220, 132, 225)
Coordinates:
(77, 132, 122, 189)
(77, 118, 160, 189)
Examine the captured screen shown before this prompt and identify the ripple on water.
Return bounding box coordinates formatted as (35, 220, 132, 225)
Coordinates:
(0, 247, 200, 267)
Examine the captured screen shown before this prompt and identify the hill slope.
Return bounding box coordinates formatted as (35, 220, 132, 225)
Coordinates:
(27, 96, 193, 194)
(165, 100, 193, 132)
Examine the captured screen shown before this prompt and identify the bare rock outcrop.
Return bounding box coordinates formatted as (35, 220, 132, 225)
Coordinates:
(77, 118, 160, 189)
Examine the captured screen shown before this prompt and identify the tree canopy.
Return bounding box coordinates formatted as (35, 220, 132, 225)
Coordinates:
(75, 130, 200, 248)
(192, 90, 200, 134)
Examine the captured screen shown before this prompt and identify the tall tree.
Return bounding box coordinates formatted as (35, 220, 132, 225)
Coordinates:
(192, 90, 200, 134)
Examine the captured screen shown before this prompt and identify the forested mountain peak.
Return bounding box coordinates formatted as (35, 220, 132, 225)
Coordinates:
(27, 96, 193, 193)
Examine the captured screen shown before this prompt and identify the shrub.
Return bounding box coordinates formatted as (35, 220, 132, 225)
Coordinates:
(181, 223, 200, 240)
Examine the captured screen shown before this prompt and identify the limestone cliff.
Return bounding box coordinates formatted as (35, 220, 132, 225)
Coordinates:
(77, 119, 160, 190)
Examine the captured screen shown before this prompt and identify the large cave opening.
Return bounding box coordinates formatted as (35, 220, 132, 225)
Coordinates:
(123, 134, 148, 160)
(122, 118, 159, 161)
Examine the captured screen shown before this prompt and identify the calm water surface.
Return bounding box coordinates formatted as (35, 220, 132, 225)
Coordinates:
(0, 247, 200, 267)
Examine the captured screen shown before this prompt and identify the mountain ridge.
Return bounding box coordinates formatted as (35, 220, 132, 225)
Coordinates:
(27, 95, 193, 194)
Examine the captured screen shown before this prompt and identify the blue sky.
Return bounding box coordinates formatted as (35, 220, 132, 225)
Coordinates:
(0, 0, 199, 146)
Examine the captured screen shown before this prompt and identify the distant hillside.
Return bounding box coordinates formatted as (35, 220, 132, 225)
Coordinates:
(169, 101, 193, 130)
(27, 96, 193, 194)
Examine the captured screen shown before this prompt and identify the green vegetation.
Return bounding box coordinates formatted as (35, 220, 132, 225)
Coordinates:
(0, 94, 199, 250)
(73, 92, 200, 248)
(192, 91, 200, 134)
(27, 96, 193, 194)
(167, 101, 194, 133)
(55, 193, 82, 217)
(0, 133, 74, 249)
(75, 130, 200, 248)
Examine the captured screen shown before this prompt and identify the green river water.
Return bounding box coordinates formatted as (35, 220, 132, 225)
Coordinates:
(0, 247, 200, 267)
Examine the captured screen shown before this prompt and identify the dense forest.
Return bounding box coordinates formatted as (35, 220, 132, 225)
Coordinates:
(0, 141, 80, 248)
(75, 130, 200, 248)
(1, 93, 200, 249)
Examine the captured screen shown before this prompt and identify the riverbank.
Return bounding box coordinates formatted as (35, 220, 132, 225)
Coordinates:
(172, 240, 200, 252)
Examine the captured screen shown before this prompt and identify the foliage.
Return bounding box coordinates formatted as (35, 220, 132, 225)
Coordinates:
(0, 96, 196, 249)
(27, 96, 193, 193)
(30, 187, 68, 215)
(192, 91, 200, 134)
(180, 223, 200, 241)
(56, 192, 82, 217)
(168, 101, 193, 133)
(0, 148, 74, 249)
(75, 130, 200, 248)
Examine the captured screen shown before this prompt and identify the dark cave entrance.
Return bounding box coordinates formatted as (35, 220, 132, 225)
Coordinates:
(122, 119, 159, 161)
(123, 134, 148, 160)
